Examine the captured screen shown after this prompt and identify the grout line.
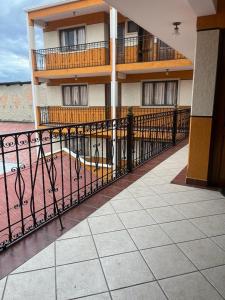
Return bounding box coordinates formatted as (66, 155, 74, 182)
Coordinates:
(54, 242, 57, 300)
(1, 276, 8, 300)
(114, 210, 169, 300)
(86, 218, 113, 300)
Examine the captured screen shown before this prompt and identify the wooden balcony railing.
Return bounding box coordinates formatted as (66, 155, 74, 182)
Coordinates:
(34, 41, 109, 71)
(117, 35, 185, 64)
(37, 106, 188, 126)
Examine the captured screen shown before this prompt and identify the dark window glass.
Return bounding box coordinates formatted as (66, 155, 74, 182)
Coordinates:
(127, 21, 138, 33)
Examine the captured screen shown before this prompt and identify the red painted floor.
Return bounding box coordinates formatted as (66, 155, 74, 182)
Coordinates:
(0, 152, 95, 246)
(0, 122, 35, 134)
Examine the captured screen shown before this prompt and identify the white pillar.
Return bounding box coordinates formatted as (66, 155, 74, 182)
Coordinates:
(110, 7, 118, 119)
(110, 7, 118, 175)
(26, 15, 38, 129)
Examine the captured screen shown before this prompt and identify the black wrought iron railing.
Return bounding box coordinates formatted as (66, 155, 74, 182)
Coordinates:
(117, 35, 185, 64)
(34, 40, 109, 71)
(0, 108, 190, 250)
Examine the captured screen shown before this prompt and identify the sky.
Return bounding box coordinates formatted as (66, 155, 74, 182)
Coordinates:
(0, 0, 57, 83)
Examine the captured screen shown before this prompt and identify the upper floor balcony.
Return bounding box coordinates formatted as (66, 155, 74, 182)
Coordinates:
(117, 34, 185, 64)
(33, 35, 186, 72)
(33, 40, 110, 71)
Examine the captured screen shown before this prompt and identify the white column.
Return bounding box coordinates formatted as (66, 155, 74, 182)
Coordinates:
(110, 7, 118, 175)
(110, 7, 118, 119)
(26, 15, 38, 129)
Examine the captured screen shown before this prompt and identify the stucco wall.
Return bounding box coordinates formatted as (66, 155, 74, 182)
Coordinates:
(43, 23, 106, 48)
(40, 84, 105, 107)
(121, 80, 193, 107)
(0, 84, 34, 122)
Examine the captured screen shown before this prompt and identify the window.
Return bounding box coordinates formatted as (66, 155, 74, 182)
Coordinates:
(127, 21, 138, 33)
(65, 137, 90, 156)
(62, 85, 88, 106)
(60, 26, 86, 48)
(142, 81, 178, 106)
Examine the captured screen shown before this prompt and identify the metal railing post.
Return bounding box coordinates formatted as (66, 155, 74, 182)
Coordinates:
(172, 108, 178, 146)
(127, 106, 134, 172)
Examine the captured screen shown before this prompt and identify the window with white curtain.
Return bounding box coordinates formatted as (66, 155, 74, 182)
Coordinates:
(142, 81, 178, 106)
(62, 85, 88, 106)
(60, 26, 86, 48)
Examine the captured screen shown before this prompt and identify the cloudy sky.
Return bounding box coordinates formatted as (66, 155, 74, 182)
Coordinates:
(0, 0, 57, 82)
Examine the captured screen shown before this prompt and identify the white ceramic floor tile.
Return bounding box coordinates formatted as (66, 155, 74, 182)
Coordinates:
(191, 214, 225, 237)
(90, 203, 115, 217)
(94, 230, 137, 257)
(159, 272, 223, 300)
(136, 194, 169, 209)
(88, 214, 124, 234)
(111, 198, 143, 213)
(118, 210, 155, 229)
(128, 224, 172, 249)
(147, 206, 185, 223)
(111, 281, 167, 300)
(211, 235, 225, 250)
(101, 251, 154, 290)
(202, 265, 225, 298)
(12, 243, 55, 274)
(56, 236, 97, 265)
(0, 277, 6, 299)
(160, 220, 206, 243)
(76, 293, 111, 300)
(58, 219, 91, 240)
(142, 244, 196, 279)
(57, 260, 108, 300)
(178, 238, 225, 269)
(4, 268, 55, 300)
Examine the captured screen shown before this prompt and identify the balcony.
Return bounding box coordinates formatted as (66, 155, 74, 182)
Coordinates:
(37, 106, 179, 126)
(117, 35, 185, 64)
(33, 41, 110, 71)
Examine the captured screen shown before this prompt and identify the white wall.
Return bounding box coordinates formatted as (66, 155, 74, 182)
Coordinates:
(40, 84, 105, 107)
(121, 80, 193, 107)
(43, 23, 106, 48)
(86, 24, 105, 43)
(179, 80, 193, 106)
(121, 83, 141, 106)
(89, 84, 105, 106)
(44, 31, 60, 48)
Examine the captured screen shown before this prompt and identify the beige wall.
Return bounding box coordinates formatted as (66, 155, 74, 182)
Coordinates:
(121, 80, 193, 107)
(40, 84, 105, 107)
(43, 23, 107, 48)
(0, 83, 34, 122)
(178, 80, 193, 106)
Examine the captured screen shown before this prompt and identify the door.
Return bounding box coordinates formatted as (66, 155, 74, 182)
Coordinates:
(208, 30, 225, 187)
(138, 28, 153, 62)
(105, 84, 111, 119)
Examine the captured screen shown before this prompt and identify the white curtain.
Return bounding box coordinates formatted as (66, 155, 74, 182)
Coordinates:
(143, 83, 154, 105)
(71, 86, 80, 105)
(166, 82, 177, 105)
(78, 27, 86, 45)
(80, 86, 88, 105)
(63, 87, 71, 105)
(154, 82, 165, 105)
(60, 31, 67, 47)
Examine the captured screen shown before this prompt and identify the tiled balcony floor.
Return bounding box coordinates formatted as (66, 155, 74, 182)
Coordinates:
(1, 145, 225, 300)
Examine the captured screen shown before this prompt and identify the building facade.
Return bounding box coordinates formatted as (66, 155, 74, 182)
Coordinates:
(26, 0, 193, 128)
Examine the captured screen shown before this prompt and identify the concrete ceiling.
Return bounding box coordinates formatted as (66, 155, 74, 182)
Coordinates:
(105, 0, 217, 61)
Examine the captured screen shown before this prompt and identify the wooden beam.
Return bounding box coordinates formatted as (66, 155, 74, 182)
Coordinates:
(47, 76, 111, 85)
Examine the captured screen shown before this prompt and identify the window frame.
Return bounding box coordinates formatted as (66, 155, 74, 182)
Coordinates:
(59, 26, 86, 48)
(62, 85, 88, 107)
(126, 21, 138, 34)
(142, 80, 178, 107)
